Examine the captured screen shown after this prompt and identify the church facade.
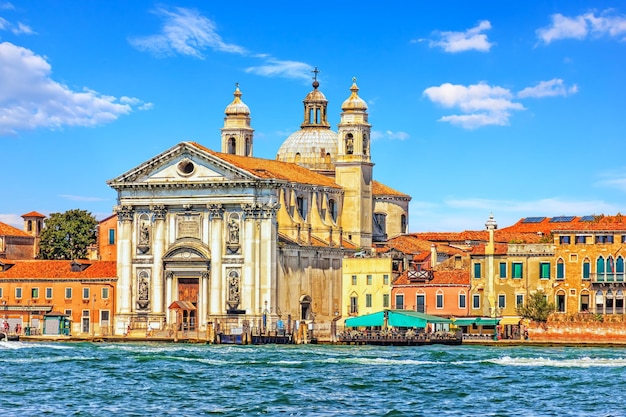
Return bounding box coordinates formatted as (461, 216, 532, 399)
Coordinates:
(107, 77, 410, 341)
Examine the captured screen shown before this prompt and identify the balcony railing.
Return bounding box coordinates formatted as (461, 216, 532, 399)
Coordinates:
(590, 273, 626, 283)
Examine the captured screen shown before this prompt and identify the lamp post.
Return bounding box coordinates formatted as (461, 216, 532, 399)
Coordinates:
(92, 294, 97, 337)
(27, 299, 32, 335)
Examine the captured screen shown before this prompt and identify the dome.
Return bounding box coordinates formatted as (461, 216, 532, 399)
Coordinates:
(224, 84, 250, 115)
(276, 128, 337, 172)
(342, 79, 367, 111)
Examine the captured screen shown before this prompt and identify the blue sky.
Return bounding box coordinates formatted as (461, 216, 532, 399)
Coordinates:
(1, 1, 626, 232)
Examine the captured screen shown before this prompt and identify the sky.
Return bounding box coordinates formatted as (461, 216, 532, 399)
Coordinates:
(1, 1, 626, 233)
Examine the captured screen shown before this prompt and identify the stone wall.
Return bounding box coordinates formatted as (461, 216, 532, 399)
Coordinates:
(527, 315, 626, 343)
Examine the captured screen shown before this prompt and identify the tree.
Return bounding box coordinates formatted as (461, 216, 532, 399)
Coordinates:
(516, 290, 555, 323)
(38, 209, 98, 260)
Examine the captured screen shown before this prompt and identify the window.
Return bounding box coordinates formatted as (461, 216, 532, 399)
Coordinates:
(366, 275, 372, 285)
(27, 220, 32, 232)
(45, 287, 53, 299)
(82, 287, 90, 300)
(623, 235, 626, 244)
(108, 228, 115, 245)
(473, 263, 482, 279)
(579, 293, 589, 312)
(436, 293, 443, 309)
(328, 199, 337, 222)
(575, 235, 586, 244)
(349, 296, 358, 314)
(401, 215, 407, 234)
(559, 235, 571, 244)
(101, 287, 109, 299)
(459, 293, 466, 309)
(296, 196, 307, 220)
(383, 294, 389, 308)
(498, 294, 505, 309)
(540, 262, 551, 279)
(472, 294, 480, 309)
(383, 274, 389, 285)
(351, 275, 357, 286)
(556, 259, 565, 280)
(365, 294, 372, 308)
(16, 287, 23, 299)
(31, 288, 39, 299)
(101, 310, 110, 325)
(597, 257, 605, 281)
(512, 263, 523, 279)
(395, 294, 404, 310)
(64, 309, 72, 317)
(228, 137, 236, 154)
(499, 262, 507, 278)
(516, 294, 524, 307)
(65, 288, 72, 299)
(0, 288, 2, 298)
(556, 293, 566, 312)
(596, 235, 614, 244)
(416, 294, 425, 313)
(582, 260, 591, 280)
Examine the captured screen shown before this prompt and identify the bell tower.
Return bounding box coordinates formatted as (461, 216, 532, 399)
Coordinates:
(221, 83, 254, 156)
(335, 78, 373, 250)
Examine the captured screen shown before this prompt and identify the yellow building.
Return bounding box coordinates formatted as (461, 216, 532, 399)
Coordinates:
(342, 257, 392, 320)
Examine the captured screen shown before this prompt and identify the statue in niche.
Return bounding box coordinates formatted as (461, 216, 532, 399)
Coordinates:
(228, 219, 239, 244)
(139, 223, 150, 245)
(227, 271, 240, 310)
(137, 276, 150, 310)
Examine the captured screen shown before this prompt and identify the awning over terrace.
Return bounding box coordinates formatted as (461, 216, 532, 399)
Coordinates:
(345, 310, 452, 328)
(452, 317, 500, 326)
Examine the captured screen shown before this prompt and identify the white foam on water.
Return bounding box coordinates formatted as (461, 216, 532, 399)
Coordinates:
(489, 355, 626, 368)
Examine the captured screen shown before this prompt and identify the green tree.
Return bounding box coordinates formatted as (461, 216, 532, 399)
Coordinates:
(516, 290, 555, 323)
(38, 209, 98, 260)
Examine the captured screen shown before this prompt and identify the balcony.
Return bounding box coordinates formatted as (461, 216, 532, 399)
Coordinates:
(407, 270, 433, 282)
(590, 273, 626, 284)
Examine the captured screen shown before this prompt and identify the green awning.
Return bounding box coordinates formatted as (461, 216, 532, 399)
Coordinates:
(452, 317, 501, 326)
(345, 310, 452, 328)
(345, 311, 386, 327)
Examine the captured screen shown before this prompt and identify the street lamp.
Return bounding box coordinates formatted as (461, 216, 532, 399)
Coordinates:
(92, 294, 96, 337)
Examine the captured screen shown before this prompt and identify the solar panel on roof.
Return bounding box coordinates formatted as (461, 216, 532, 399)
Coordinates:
(522, 217, 546, 223)
(580, 215, 595, 222)
(549, 216, 575, 223)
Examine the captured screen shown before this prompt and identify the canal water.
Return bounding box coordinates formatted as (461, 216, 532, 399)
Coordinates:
(1, 341, 624, 416)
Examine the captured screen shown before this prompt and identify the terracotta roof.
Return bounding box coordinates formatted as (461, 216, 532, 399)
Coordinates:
(21, 211, 46, 218)
(188, 142, 341, 189)
(381, 234, 466, 256)
(0, 260, 117, 279)
(500, 214, 626, 233)
(0, 222, 31, 238)
(394, 269, 469, 286)
(411, 230, 544, 244)
(372, 180, 410, 197)
(470, 243, 509, 256)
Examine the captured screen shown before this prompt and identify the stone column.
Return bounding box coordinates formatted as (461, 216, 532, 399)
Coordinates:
(151, 205, 167, 314)
(208, 204, 224, 315)
(116, 205, 134, 314)
(260, 202, 279, 312)
(242, 203, 258, 314)
(201, 271, 209, 328)
(165, 271, 173, 323)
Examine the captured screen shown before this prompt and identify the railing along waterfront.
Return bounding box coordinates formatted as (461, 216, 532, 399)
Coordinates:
(337, 329, 462, 345)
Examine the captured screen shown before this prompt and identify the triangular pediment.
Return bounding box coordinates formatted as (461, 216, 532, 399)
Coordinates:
(107, 142, 256, 186)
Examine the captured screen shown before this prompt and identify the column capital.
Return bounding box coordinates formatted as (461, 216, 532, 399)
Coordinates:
(115, 205, 134, 222)
(150, 205, 167, 220)
(207, 203, 225, 220)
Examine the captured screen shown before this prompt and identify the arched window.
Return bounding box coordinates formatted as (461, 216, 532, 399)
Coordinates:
(617, 256, 625, 282)
(595, 290, 604, 314)
(607, 256, 616, 281)
(300, 295, 312, 320)
(345, 134, 354, 154)
(245, 137, 251, 156)
(401, 215, 407, 234)
(555, 290, 566, 312)
(556, 258, 565, 280)
(328, 199, 337, 222)
(606, 289, 615, 314)
(597, 256, 605, 281)
(363, 134, 368, 155)
(416, 292, 426, 312)
(27, 220, 32, 232)
(580, 291, 590, 312)
(325, 152, 331, 165)
(228, 137, 236, 154)
(458, 291, 467, 310)
(582, 258, 591, 280)
(294, 153, 301, 164)
(617, 290, 624, 314)
(435, 291, 444, 309)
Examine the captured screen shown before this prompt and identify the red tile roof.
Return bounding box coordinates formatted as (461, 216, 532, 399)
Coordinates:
(411, 230, 544, 244)
(189, 142, 341, 189)
(0, 260, 117, 279)
(470, 243, 509, 255)
(0, 222, 31, 238)
(380, 234, 467, 256)
(501, 215, 626, 233)
(21, 211, 46, 218)
(372, 180, 410, 197)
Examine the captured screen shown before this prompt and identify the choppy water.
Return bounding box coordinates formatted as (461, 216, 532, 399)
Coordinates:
(0, 341, 624, 416)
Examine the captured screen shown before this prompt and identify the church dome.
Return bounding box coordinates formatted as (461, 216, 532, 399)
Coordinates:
(224, 84, 250, 115)
(276, 75, 337, 173)
(341, 79, 367, 111)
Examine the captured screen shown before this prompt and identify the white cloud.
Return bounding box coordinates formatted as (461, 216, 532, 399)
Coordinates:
(537, 10, 626, 44)
(245, 58, 313, 82)
(0, 16, 34, 35)
(0, 42, 148, 136)
(0, 2, 14, 11)
(0, 213, 23, 228)
(423, 82, 524, 129)
(371, 130, 410, 141)
(595, 168, 626, 192)
(428, 20, 494, 53)
(517, 78, 578, 98)
(129, 7, 246, 58)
